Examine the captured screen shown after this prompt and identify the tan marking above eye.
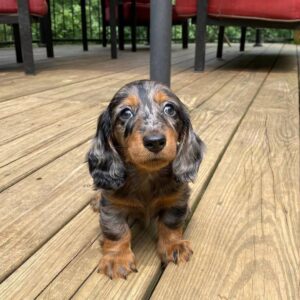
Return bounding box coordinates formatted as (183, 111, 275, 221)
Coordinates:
(122, 95, 140, 107)
(154, 91, 168, 104)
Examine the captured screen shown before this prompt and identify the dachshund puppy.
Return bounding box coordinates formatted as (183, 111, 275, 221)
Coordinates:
(87, 80, 204, 279)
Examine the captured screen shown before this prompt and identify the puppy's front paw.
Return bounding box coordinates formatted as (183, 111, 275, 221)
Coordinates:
(98, 250, 138, 279)
(158, 239, 193, 268)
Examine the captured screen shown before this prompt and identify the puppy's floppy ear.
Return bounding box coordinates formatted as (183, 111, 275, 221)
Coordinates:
(87, 110, 126, 190)
(172, 113, 205, 183)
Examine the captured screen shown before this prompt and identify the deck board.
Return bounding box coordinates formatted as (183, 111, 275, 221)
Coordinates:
(0, 43, 240, 283)
(0, 43, 298, 300)
(71, 44, 284, 300)
(151, 44, 300, 300)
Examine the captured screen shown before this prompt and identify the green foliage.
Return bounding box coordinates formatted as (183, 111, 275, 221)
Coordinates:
(0, 0, 294, 45)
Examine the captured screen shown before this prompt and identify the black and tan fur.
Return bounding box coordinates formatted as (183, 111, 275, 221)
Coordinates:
(87, 80, 204, 279)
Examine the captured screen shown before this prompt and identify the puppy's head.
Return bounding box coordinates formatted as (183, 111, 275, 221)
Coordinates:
(88, 80, 205, 190)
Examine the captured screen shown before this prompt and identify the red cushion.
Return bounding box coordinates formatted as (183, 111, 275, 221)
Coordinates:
(105, 3, 185, 24)
(0, 0, 48, 16)
(209, 0, 300, 21)
(175, 0, 300, 20)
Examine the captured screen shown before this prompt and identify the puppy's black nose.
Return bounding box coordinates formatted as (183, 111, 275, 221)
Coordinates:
(143, 134, 166, 153)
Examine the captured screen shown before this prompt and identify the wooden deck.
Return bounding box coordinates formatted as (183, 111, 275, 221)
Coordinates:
(0, 43, 299, 300)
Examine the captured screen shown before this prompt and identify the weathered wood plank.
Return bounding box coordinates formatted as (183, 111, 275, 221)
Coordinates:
(0, 44, 240, 282)
(0, 141, 93, 283)
(18, 45, 283, 299)
(1, 44, 293, 300)
(0, 44, 202, 102)
(71, 44, 284, 300)
(151, 45, 299, 300)
(0, 46, 239, 192)
(0, 207, 99, 300)
(0, 44, 226, 121)
(0, 47, 200, 138)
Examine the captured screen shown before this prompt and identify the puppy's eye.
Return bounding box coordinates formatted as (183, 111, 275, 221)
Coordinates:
(163, 104, 176, 117)
(119, 108, 134, 120)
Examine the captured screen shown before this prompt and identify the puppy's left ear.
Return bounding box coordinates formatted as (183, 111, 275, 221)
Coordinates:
(172, 117, 205, 183)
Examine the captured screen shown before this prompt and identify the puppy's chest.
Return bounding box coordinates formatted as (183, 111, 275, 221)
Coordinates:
(112, 175, 181, 214)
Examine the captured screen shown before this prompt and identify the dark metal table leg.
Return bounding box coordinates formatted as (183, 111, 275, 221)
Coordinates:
(109, 0, 117, 58)
(80, 0, 88, 51)
(150, 0, 172, 86)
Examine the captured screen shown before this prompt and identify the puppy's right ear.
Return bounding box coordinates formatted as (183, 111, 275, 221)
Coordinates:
(87, 110, 126, 190)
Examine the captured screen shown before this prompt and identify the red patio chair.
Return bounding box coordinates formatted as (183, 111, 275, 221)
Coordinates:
(175, 0, 300, 71)
(101, 0, 190, 52)
(0, 0, 53, 74)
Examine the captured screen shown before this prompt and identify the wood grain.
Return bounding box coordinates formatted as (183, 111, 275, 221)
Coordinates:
(70, 45, 283, 299)
(0, 43, 298, 300)
(0, 44, 240, 283)
(151, 44, 299, 300)
(0, 46, 238, 192)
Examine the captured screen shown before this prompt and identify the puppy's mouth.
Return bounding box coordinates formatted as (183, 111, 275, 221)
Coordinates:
(136, 154, 172, 171)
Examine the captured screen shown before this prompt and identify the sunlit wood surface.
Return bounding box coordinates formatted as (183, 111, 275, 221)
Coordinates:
(0, 43, 299, 300)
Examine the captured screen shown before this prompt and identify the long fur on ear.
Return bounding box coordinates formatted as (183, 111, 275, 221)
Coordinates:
(172, 117, 205, 183)
(87, 110, 126, 190)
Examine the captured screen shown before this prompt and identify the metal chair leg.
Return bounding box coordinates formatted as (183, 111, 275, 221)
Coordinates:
(182, 20, 188, 49)
(217, 26, 224, 58)
(13, 24, 23, 63)
(17, 0, 35, 74)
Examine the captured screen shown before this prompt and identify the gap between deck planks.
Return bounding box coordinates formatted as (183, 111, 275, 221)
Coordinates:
(0, 44, 286, 299)
(0, 44, 244, 282)
(151, 44, 300, 299)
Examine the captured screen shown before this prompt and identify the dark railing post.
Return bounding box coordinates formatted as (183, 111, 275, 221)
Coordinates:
(240, 26, 246, 51)
(100, 0, 107, 47)
(17, 0, 35, 74)
(131, 0, 137, 52)
(118, 0, 125, 50)
(254, 29, 263, 47)
(195, 0, 207, 71)
(43, 0, 54, 57)
(80, 0, 88, 51)
(150, 0, 172, 86)
(109, 0, 117, 58)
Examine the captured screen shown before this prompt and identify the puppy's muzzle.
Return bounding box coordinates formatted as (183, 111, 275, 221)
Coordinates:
(143, 134, 166, 153)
